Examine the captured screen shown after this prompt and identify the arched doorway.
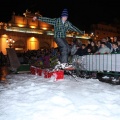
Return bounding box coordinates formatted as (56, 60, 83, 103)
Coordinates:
(27, 37, 39, 50)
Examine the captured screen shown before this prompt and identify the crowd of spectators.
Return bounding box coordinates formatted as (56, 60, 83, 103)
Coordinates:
(0, 36, 120, 68)
(17, 48, 60, 68)
(71, 36, 120, 56)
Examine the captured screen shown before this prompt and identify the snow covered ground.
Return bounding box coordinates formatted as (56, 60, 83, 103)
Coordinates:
(0, 73, 120, 120)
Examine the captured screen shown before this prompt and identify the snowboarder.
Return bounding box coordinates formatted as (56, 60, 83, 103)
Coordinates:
(33, 8, 84, 69)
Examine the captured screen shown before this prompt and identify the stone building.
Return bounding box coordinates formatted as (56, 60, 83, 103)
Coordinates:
(0, 11, 90, 55)
(90, 23, 120, 41)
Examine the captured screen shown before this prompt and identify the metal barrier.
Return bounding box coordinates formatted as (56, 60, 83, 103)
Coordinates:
(84, 54, 120, 72)
(72, 54, 120, 72)
(72, 54, 120, 84)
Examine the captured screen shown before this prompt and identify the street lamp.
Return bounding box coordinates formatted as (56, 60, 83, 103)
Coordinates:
(6, 38, 15, 48)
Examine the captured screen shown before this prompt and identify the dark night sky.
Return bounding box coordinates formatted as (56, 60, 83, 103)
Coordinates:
(0, 0, 120, 31)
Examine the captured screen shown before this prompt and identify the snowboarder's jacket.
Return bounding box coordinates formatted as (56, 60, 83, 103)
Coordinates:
(37, 17, 84, 38)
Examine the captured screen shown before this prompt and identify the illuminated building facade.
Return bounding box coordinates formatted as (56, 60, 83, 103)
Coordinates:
(91, 23, 120, 41)
(0, 11, 90, 55)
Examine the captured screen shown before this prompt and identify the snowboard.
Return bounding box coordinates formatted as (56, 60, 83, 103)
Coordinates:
(63, 68, 78, 81)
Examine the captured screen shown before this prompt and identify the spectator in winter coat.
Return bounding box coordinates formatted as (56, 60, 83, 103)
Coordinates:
(96, 42, 111, 54)
(71, 36, 82, 56)
(117, 40, 120, 50)
(90, 41, 98, 54)
(75, 44, 87, 56)
(113, 36, 118, 43)
(102, 38, 112, 50)
(96, 40, 101, 51)
(111, 42, 120, 54)
(43, 53, 50, 68)
(86, 39, 93, 50)
(71, 35, 78, 56)
(87, 48, 93, 55)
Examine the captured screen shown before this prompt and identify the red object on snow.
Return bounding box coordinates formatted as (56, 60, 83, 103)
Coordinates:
(30, 66, 64, 80)
(30, 66, 42, 76)
(30, 66, 36, 75)
(36, 67, 42, 76)
(43, 69, 64, 80)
